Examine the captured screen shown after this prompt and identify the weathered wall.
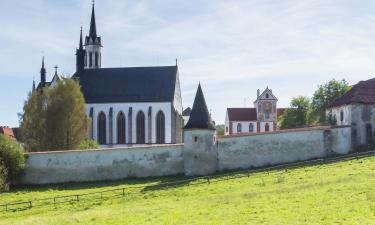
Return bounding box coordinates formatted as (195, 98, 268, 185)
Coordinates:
(183, 129, 217, 176)
(217, 126, 351, 171)
(21, 144, 184, 184)
(20, 126, 352, 185)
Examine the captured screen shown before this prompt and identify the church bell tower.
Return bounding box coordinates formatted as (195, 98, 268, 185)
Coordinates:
(84, 2, 102, 69)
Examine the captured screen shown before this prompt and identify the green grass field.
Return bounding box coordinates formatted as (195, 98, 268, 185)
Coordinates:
(1, 156, 375, 225)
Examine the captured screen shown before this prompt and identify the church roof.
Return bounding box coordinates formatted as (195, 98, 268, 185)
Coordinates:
(227, 108, 257, 121)
(184, 84, 215, 130)
(330, 78, 375, 107)
(75, 66, 178, 103)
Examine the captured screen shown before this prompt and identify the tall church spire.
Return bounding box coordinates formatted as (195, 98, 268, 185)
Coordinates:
(84, 1, 102, 69)
(40, 56, 46, 87)
(89, 1, 97, 39)
(79, 26, 83, 50)
(76, 27, 86, 74)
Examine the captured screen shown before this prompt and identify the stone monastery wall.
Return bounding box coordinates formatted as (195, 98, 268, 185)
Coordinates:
(21, 126, 351, 184)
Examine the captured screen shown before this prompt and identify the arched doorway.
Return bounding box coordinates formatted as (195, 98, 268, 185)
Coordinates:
(136, 111, 145, 144)
(98, 112, 106, 144)
(156, 111, 165, 144)
(117, 111, 126, 144)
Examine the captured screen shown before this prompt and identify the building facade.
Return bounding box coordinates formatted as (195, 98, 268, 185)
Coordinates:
(225, 87, 284, 135)
(36, 3, 184, 146)
(326, 78, 375, 147)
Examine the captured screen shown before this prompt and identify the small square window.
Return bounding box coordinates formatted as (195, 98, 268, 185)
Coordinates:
(194, 136, 198, 142)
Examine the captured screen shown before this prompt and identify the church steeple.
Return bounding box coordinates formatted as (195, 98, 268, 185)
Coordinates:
(40, 56, 46, 87)
(76, 27, 85, 74)
(84, 1, 102, 69)
(89, 2, 97, 39)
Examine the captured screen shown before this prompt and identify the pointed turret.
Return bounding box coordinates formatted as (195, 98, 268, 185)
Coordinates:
(40, 57, 46, 87)
(32, 80, 36, 92)
(184, 84, 215, 130)
(76, 27, 85, 74)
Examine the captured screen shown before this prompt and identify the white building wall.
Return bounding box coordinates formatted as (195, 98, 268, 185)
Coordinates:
(328, 105, 352, 126)
(87, 102, 172, 145)
(259, 122, 274, 132)
(231, 121, 258, 134)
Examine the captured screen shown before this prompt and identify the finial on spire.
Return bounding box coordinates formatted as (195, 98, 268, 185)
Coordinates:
(54, 65, 58, 75)
(42, 56, 45, 68)
(79, 26, 83, 49)
(175, 58, 178, 66)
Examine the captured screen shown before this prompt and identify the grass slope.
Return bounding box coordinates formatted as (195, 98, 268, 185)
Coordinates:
(1, 156, 375, 225)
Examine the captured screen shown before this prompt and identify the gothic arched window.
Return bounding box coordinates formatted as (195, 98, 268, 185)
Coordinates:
(340, 110, 344, 122)
(98, 112, 106, 144)
(89, 53, 93, 67)
(249, 123, 254, 132)
(156, 111, 165, 144)
(237, 123, 242, 133)
(265, 123, 270, 132)
(117, 112, 126, 144)
(136, 111, 145, 144)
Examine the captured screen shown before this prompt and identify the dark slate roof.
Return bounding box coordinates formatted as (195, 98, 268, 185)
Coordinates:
(184, 84, 215, 130)
(74, 66, 178, 103)
(182, 107, 192, 116)
(330, 78, 375, 107)
(227, 108, 257, 121)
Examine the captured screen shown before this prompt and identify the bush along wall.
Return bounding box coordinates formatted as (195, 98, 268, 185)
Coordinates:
(0, 134, 25, 191)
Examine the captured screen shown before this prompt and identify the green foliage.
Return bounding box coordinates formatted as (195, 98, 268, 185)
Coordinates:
(46, 79, 89, 150)
(78, 139, 100, 150)
(0, 134, 25, 189)
(215, 124, 225, 135)
(279, 79, 351, 129)
(19, 88, 49, 151)
(311, 79, 351, 123)
(20, 80, 89, 151)
(1, 156, 375, 224)
(0, 163, 9, 192)
(279, 96, 311, 129)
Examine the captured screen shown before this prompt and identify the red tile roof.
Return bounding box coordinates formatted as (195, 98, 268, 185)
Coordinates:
(330, 78, 375, 107)
(227, 108, 257, 121)
(0, 127, 17, 140)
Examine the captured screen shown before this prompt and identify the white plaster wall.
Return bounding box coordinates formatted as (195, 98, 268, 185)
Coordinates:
(217, 127, 351, 171)
(21, 144, 184, 184)
(231, 121, 258, 134)
(87, 102, 172, 145)
(328, 105, 352, 126)
(85, 44, 101, 69)
(259, 122, 274, 132)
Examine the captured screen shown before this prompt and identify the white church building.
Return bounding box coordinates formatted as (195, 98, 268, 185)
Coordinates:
(37, 3, 184, 146)
(225, 87, 285, 135)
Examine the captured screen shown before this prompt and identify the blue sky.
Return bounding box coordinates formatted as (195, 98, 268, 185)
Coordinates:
(1, 0, 375, 127)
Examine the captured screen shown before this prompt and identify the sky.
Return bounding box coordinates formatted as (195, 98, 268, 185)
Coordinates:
(1, 0, 375, 127)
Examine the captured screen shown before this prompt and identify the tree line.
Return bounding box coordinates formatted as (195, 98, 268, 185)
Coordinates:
(278, 79, 351, 129)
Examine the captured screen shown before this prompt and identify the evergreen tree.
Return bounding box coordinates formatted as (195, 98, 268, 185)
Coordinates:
(45, 79, 89, 150)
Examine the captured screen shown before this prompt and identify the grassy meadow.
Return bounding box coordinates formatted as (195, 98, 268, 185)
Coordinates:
(1, 156, 375, 225)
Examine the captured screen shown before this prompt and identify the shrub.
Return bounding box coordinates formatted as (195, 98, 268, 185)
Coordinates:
(78, 139, 100, 150)
(0, 134, 25, 187)
(0, 162, 9, 192)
